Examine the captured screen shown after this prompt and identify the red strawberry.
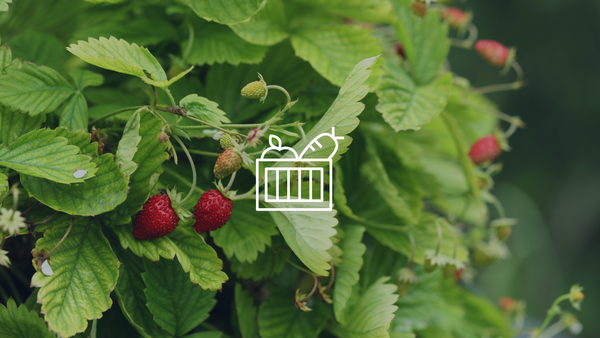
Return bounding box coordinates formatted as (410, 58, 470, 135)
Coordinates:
(499, 297, 516, 312)
(411, 0, 427, 17)
(396, 43, 406, 60)
(193, 189, 233, 233)
(441, 7, 470, 30)
(133, 194, 180, 240)
(475, 40, 510, 67)
(468, 135, 501, 165)
(214, 148, 242, 179)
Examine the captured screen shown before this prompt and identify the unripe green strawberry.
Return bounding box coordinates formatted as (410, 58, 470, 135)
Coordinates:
(411, 0, 427, 17)
(496, 225, 512, 241)
(241, 76, 267, 101)
(214, 148, 242, 179)
(443, 264, 457, 278)
(472, 246, 495, 267)
(219, 133, 234, 149)
(397, 268, 417, 298)
(424, 257, 437, 272)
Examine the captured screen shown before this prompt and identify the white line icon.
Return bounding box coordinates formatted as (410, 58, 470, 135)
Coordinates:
(256, 128, 343, 211)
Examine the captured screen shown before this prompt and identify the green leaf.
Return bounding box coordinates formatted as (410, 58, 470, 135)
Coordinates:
(0, 128, 96, 184)
(115, 108, 142, 176)
(21, 153, 128, 216)
(391, 0, 450, 84)
(31, 219, 119, 337)
(391, 270, 511, 337)
(180, 94, 231, 125)
(67, 37, 168, 85)
(0, 44, 11, 72)
(184, 21, 268, 66)
(235, 283, 259, 338)
(111, 224, 176, 263)
(333, 225, 366, 323)
(290, 0, 394, 23)
(212, 200, 278, 263)
(229, 0, 289, 46)
(0, 107, 45, 146)
(331, 277, 399, 338)
(366, 214, 469, 264)
(268, 202, 338, 276)
(106, 111, 169, 224)
(71, 17, 176, 47)
(230, 242, 288, 281)
(376, 60, 453, 131)
(258, 290, 329, 338)
(168, 226, 229, 291)
(289, 56, 378, 162)
(0, 298, 56, 338)
(0, 60, 75, 116)
(59, 92, 88, 131)
(143, 258, 217, 337)
(181, 0, 267, 25)
(291, 25, 381, 87)
(109, 234, 171, 338)
(68, 69, 104, 91)
(0, 0, 11, 11)
(7, 31, 66, 70)
(0, 172, 7, 195)
(362, 134, 418, 224)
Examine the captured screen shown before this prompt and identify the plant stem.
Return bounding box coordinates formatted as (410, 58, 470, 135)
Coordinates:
(230, 185, 257, 201)
(21, 201, 39, 216)
(162, 87, 177, 107)
(322, 262, 336, 293)
(535, 294, 570, 338)
(175, 147, 220, 157)
(408, 234, 416, 269)
(299, 275, 319, 303)
(224, 172, 236, 194)
(444, 219, 459, 259)
(272, 247, 313, 275)
(90, 106, 142, 125)
(151, 85, 158, 110)
(450, 22, 478, 49)
(91, 319, 97, 338)
(172, 135, 197, 206)
(33, 212, 59, 228)
(266, 85, 292, 106)
(471, 60, 525, 94)
(441, 112, 480, 197)
(434, 219, 443, 256)
(182, 21, 194, 62)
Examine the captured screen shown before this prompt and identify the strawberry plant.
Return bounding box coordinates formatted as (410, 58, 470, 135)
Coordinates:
(0, 0, 585, 338)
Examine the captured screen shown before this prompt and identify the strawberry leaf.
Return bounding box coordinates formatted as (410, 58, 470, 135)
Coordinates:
(229, 241, 288, 281)
(67, 37, 168, 86)
(391, 0, 450, 85)
(8, 31, 66, 70)
(142, 258, 217, 337)
(105, 111, 169, 224)
(0, 298, 56, 338)
(68, 69, 104, 91)
(58, 92, 88, 131)
(0, 60, 75, 116)
(180, 0, 266, 25)
(268, 201, 338, 276)
(258, 289, 329, 338)
(21, 153, 129, 216)
(168, 226, 229, 291)
(111, 224, 177, 263)
(333, 225, 366, 324)
(329, 277, 399, 338)
(0, 172, 7, 196)
(108, 235, 171, 338)
(0, 43, 11, 73)
(291, 25, 381, 87)
(0, 107, 46, 146)
(115, 108, 143, 176)
(180, 94, 231, 125)
(376, 60, 453, 132)
(31, 218, 119, 337)
(212, 200, 278, 263)
(290, 0, 395, 23)
(229, 0, 289, 46)
(0, 0, 12, 12)
(235, 283, 259, 338)
(0, 128, 97, 184)
(184, 21, 268, 66)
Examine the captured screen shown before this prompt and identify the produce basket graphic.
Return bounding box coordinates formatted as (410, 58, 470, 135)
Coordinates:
(256, 128, 343, 211)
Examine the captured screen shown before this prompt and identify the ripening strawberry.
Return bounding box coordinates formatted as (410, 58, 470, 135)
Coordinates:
(133, 194, 180, 240)
(396, 43, 406, 60)
(193, 189, 233, 233)
(219, 134, 234, 149)
(468, 135, 502, 165)
(214, 148, 242, 179)
(411, 0, 427, 17)
(441, 7, 470, 30)
(475, 40, 510, 67)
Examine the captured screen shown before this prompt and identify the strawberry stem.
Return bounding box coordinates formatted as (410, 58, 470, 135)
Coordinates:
(535, 294, 571, 338)
(408, 234, 416, 269)
(223, 172, 236, 194)
(444, 219, 458, 260)
(272, 246, 314, 275)
(266, 85, 291, 107)
(172, 135, 197, 206)
(174, 147, 221, 157)
(449, 22, 478, 49)
(321, 262, 336, 294)
(471, 60, 525, 94)
(44, 216, 75, 258)
(434, 219, 443, 256)
(299, 275, 319, 303)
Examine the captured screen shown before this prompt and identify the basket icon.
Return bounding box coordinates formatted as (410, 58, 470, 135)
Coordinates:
(256, 128, 343, 211)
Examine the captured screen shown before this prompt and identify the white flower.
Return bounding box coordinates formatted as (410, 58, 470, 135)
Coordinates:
(0, 208, 26, 235)
(0, 249, 10, 267)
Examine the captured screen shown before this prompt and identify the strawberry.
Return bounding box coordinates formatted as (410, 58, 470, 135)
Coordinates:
(397, 268, 417, 298)
(499, 297, 516, 312)
(214, 148, 242, 179)
(411, 0, 427, 17)
(395, 43, 406, 60)
(193, 189, 233, 233)
(219, 133, 234, 149)
(241, 75, 267, 102)
(133, 194, 180, 240)
(468, 135, 501, 165)
(441, 7, 470, 30)
(475, 40, 510, 67)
